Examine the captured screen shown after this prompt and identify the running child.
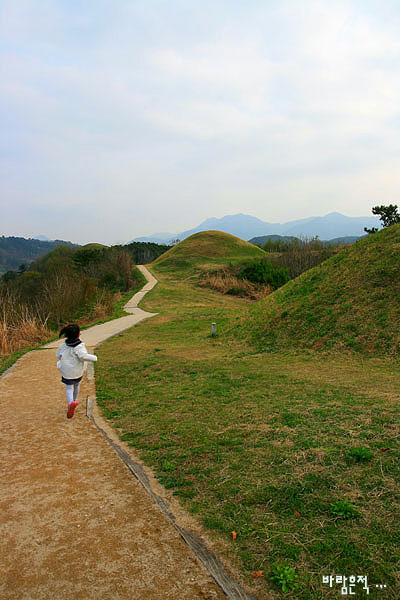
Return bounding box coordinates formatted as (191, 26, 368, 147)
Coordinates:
(56, 323, 97, 419)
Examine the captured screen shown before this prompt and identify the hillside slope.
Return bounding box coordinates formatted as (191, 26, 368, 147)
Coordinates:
(237, 224, 400, 354)
(152, 230, 265, 276)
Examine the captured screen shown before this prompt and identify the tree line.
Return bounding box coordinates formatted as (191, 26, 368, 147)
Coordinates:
(0, 244, 139, 354)
(0, 236, 78, 273)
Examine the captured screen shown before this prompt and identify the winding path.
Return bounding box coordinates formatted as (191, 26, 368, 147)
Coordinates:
(0, 266, 255, 600)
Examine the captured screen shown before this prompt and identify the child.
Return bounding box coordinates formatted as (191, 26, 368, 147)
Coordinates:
(56, 323, 97, 419)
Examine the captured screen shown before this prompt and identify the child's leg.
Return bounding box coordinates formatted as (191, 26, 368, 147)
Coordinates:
(65, 384, 74, 405)
(73, 382, 80, 403)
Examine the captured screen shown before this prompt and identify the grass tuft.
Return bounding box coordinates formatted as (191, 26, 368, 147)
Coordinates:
(345, 447, 373, 464)
(330, 498, 360, 519)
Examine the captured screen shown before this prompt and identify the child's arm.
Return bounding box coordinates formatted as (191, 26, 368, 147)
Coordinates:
(74, 344, 97, 363)
(56, 346, 63, 370)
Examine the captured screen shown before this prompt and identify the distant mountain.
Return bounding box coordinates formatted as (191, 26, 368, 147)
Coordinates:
(280, 212, 377, 239)
(249, 234, 364, 247)
(178, 214, 279, 240)
(249, 235, 299, 246)
(132, 212, 380, 244)
(34, 234, 52, 241)
(130, 232, 176, 244)
(0, 236, 79, 274)
(327, 236, 364, 246)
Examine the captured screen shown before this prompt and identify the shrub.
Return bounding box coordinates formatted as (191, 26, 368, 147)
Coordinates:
(238, 259, 290, 289)
(0, 286, 51, 354)
(198, 269, 272, 300)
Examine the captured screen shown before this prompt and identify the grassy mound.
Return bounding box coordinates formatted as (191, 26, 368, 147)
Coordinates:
(79, 242, 109, 250)
(238, 224, 400, 354)
(152, 230, 265, 277)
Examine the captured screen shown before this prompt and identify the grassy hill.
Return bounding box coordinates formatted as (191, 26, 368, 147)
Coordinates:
(237, 224, 400, 354)
(79, 242, 109, 249)
(152, 230, 265, 277)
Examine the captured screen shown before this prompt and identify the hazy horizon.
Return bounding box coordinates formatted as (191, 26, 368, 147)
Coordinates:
(0, 209, 379, 246)
(2, 1, 399, 244)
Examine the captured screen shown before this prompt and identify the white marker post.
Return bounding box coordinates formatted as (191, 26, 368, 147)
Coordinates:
(211, 322, 217, 337)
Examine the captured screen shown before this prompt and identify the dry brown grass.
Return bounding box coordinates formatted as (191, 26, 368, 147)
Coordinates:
(79, 289, 116, 324)
(199, 269, 272, 300)
(0, 288, 51, 355)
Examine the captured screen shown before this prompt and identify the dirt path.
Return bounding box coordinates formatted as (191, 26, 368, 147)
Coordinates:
(0, 267, 251, 600)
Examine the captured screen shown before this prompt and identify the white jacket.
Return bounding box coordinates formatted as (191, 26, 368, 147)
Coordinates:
(56, 341, 97, 379)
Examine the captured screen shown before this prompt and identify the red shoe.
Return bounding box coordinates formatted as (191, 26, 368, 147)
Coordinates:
(67, 402, 77, 419)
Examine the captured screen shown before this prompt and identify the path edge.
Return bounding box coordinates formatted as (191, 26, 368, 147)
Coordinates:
(86, 396, 258, 600)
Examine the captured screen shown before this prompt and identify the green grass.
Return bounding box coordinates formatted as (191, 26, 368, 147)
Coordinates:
(153, 230, 265, 279)
(95, 260, 400, 599)
(236, 224, 400, 355)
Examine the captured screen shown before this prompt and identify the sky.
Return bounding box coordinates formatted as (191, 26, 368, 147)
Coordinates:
(1, 0, 400, 244)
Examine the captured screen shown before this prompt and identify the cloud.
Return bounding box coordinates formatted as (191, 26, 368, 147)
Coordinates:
(1, 0, 400, 243)
(149, 39, 274, 108)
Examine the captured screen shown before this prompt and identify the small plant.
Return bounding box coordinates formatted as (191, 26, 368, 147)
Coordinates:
(270, 562, 299, 592)
(330, 498, 359, 519)
(345, 447, 373, 464)
(161, 460, 176, 472)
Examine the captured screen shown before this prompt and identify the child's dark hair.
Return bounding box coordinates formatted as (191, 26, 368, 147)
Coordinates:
(59, 323, 80, 340)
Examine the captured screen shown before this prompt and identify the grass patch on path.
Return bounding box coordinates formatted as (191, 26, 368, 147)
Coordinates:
(95, 268, 400, 599)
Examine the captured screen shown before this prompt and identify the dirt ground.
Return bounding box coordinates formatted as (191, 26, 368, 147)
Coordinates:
(0, 347, 234, 600)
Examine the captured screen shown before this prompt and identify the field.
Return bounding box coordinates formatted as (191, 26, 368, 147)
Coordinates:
(95, 234, 400, 599)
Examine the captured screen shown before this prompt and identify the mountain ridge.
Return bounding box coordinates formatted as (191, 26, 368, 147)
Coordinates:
(131, 212, 380, 244)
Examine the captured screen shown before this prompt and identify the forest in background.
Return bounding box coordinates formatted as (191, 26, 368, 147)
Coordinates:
(0, 236, 79, 274)
(0, 236, 172, 275)
(0, 243, 147, 355)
